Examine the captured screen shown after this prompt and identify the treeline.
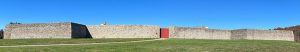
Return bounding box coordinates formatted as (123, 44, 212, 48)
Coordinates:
(0, 29, 3, 39)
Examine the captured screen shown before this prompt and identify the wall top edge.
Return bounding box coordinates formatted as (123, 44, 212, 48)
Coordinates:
(172, 27, 293, 31)
(86, 25, 159, 26)
(7, 22, 74, 25)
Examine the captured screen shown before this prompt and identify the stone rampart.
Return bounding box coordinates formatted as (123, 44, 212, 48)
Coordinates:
(169, 27, 294, 41)
(169, 27, 231, 39)
(273, 26, 300, 41)
(4, 22, 87, 39)
(232, 29, 294, 41)
(2, 22, 296, 41)
(86, 25, 160, 38)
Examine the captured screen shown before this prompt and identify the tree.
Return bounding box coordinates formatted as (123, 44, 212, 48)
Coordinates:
(0, 29, 3, 39)
(9, 22, 21, 24)
(274, 27, 285, 30)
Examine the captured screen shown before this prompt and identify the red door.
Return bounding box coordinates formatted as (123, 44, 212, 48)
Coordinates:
(160, 28, 169, 38)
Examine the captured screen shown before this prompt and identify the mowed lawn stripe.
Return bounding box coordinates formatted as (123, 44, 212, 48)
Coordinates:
(0, 39, 163, 47)
(0, 38, 154, 46)
(1, 39, 300, 52)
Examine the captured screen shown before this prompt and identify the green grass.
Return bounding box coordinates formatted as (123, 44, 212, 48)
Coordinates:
(0, 38, 153, 46)
(1, 39, 300, 52)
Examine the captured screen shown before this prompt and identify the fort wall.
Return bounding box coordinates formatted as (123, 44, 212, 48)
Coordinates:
(232, 29, 294, 41)
(2, 22, 296, 41)
(169, 27, 294, 41)
(4, 22, 87, 39)
(86, 25, 160, 38)
(169, 27, 231, 39)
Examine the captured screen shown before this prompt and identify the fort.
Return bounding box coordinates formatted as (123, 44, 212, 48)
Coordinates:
(1, 22, 298, 41)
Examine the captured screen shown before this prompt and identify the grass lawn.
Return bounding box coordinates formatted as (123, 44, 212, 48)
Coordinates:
(1, 39, 300, 52)
(0, 38, 153, 46)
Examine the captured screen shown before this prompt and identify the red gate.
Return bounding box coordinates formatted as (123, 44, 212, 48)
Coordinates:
(160, 28, 169, 38)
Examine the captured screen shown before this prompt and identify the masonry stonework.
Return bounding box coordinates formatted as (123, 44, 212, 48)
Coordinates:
(232, 29, 294, 41)
(4, 22, 87, 39)
(274, 26, 300, 41)
(87, 25, 160, 38)
(231, 30, 247, 40)
(169, 27, 294, 41)
(169, 27, 231, 39)
(2, 22, 297, 41)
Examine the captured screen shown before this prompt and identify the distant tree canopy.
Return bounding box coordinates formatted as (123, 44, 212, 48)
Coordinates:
(0, 29, 3, 39)
(9, 22, 21, 24)
(274, 27, 287, 30)
(0, 29, 3, 33)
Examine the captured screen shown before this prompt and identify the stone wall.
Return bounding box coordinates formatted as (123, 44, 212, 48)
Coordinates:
(231, 30, 247, 40)
(4, 22, 87, 39)
(273, 26, 300, 41)
(169, 27, 294, 41)
(169, 27, 232, 39)
(232, 29, 294, 41)
(86, 25, 160, 38)
(2, 22, 295, 41)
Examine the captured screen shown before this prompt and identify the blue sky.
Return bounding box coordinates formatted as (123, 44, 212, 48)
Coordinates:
(0, 0, 299, 30)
